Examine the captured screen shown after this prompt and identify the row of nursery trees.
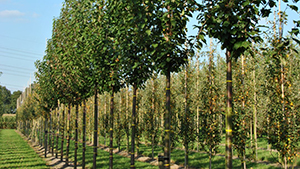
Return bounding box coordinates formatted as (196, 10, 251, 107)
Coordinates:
(16, 0, 300, 169)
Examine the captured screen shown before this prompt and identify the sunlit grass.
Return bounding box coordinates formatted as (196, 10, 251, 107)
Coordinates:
(0, 129, 48, 169)
(55, 137, 157, 169)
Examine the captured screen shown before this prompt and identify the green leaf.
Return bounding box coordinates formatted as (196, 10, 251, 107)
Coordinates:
(292, 37, 300, 45)
(288, 4, 298, 12)
(146, 29, 151, 35)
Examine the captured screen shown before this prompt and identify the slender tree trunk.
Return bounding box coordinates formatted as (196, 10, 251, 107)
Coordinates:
(104, 95, 107, 146)
(241, 55, 246, 169)
(50, 112, 54, 156)
(184, 64, 189, 169)
(196, 56, 200, 152)
(136, 95, 140, 156)
(184, 143, 188, 169)
(93, 88, 98, 169)
(126, 85, 130, 152)
(152, 78, 155, 159)
(118, 90, 122, 152)
(60, 105, 65, 161)
(56, 107, 60, 159)
(66, 104, 71, 165)
(109, 86, 115, 169)
(44, 118, 48, 158)
(225, 49, 233, 169)
(253, 69, 257, 161)
(74, 104, 79, 169)
(82, 100, 86, 169)
(48, 114, 51, 155)
(164, 71, 171, 169)
(209, 147, 212, 169)
(152, 135, 155, 160)
(131, 83, 137, 169)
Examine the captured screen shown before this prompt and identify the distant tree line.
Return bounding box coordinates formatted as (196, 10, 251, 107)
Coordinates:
(0, 85, 22, 115)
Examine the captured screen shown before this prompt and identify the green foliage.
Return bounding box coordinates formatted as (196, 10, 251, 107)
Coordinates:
(0, 86, 11, 115)
(197, 47, 223, 164)
(0, 116, 16, 129)
(265, 36, 300, 166)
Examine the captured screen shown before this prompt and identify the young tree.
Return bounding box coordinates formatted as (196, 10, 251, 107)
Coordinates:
(150, 1, 195, 167)
(196, 1, 275, 167)
(199, 43, 222, 169)
(107, 0, 156, 167)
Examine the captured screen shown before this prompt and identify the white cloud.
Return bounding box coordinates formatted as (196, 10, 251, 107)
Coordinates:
(32, 12, 39, 18)
(0, 10, 25, 18)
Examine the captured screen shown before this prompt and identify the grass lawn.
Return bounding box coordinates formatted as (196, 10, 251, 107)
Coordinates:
(219, 135, 300, 166)
(55, 137, 157, 169)
(0, 129, 48, 169)
(93, 135, 283, 169)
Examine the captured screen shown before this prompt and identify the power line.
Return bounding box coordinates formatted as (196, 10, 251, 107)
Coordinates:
(0, 46, 43, 56)
(0, 68, 33, 75)
(0, 50, 40, 59)
(1, 72, 30, 78)
(0, 34, 44, 45)
(0, 66, 34, 73)
(0, 64, 35, 71)
(0, 54, 37, 62)
(0, 83, 24, 88)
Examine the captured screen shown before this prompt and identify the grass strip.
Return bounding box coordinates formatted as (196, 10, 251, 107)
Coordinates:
(0, 129, 48, 169)
(55, 137, 157, 169)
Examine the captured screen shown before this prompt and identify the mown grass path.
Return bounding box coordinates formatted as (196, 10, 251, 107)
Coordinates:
(0, 129, 48, 168)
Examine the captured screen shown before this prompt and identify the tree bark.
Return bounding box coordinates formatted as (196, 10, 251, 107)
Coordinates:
(82, 100, 86, 169)
(60, 105, 65, 161)
(109, 86, 115, 169)
(164, 71, 171, 169)
(66, 104, 71, 165)
(131, 83, 137, 169)
(93, 88, 98, 169)
(225, 49, 233, 169)
(44, 118, 48, 158)
(74, 104, 78, 169)
(56, 107, 60, 159)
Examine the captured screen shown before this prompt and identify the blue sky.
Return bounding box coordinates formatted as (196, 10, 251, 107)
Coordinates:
(0, 0, 298, 93)
(0, 0, 64, 92)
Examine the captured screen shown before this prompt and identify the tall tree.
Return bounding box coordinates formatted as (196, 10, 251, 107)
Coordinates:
(107, 0, 156, 167)
(196, 0, 275, 167)
(150, 1, 195, 167)
(199, 43, 222, 169)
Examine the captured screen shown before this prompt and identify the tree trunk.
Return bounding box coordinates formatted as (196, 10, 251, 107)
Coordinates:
(82, 100, 86, 169)
(253, 69, 257, 161)
(131, 83, 137, 169)
(126, 85, 130, 152)
(74, 104, 78, 169)
(93, 88, 98, 169)
(241, 55, 246, 169)
(44, 118, 48, 158)
(164, 71, 171, 169)
(225, 49, 233, 169)
(184, 63, 189, 169)
(66, 104, 71, 165)
(56, 107, 60, 159)
(209, 147, 212, 169)
(104, 95, 107, 146)
(184, 143, 188, 169)
(60, 105, 65, 161)
(50, 112, 54, 156)
(152, 78, 156, 159)
(152, 135, 155, 160)
(109, 86, 115, 169)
